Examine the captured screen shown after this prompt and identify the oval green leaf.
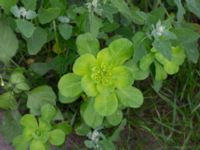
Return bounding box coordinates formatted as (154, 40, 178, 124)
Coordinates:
(58, 73, 83, 97)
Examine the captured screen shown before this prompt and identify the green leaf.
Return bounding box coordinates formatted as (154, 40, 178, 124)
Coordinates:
(155, 52, 168, 65)
(110, 0, 133, 22)
(81, 75, 98, 97)
(146, 7, 165, 25)
(97, 48, 113, 64)
(102, 4, 118, 23)
(117, 86, 143, 108)
(0, 92, 17, 109)
(153, 39, 172, 60)
(126, 62, 150, 80)
(171, 47, 186, 65)
(106, 110, 123, 126)
(81, 99, 103, 128)
(38, 8, 60, 24)
(94, 91, 118, 116)
(132, 32, 148, 64)
(30, 62, 51, 76)
(16, 19, 35, 38)
(0, 20, 18, 63)
(54, 121, 72, 135)
(174, 0, 185, 23)
(58, 24, 72, 40)
(131, 9, 147, 25)
(41, 104, 56, 122)
(58, 92, 79, 104)
(139, 53, 154, 71)
(109, 119, 127, 142)
(88, 13, 103, 37)
(21, 0, 37, 10)
(58, 73, 83, 97)
(0, 110, 22, 143)
(13, 135, 30, 150)
(30, 140, 45, 150)
(163, 61, 179, 75)
(99, 139, 116, 150)
(76, 33, 100, 56)
(109, 38, 133, 65)
(0, 0, 16, 14)
(112, 66, 133, 88)
(26, 27, 47, 55)
(49, 55, 70, 75)
(154, 61, 167, 81)
(38, 118, 51, 131)
(186, 0, 200, 19)
(10, 71, 30, 92)
(75, 123, 91, 136)
(20, 114, 38, 129)
(173, 28, 200, 43)
(49, 129, 65, 146)
(27, 85, 56, 115)
(182, 41, 199, 64)
(84, 140, 95, 149)
(73, 53, 96, 76)
(173, 27, 200, 63)
(50, 0, 67, 14)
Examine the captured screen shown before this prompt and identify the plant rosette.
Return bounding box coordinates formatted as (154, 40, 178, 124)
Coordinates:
(13, 104, 66, 150)
(58, 33, 144, 128)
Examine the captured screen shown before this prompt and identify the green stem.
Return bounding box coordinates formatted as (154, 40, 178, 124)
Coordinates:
(53, 20, 61, 54)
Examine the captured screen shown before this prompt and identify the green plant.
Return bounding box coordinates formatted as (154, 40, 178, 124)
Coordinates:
(13, 104, 69, 150)
(0, 0, 199, 149)
(58, 33, 143, 120)
(140, 46, 186, 81)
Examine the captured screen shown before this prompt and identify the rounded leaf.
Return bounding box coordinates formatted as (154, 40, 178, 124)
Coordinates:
(38, 8, 61, 24)
(163, 62, 179, 75)
(10, 71, 30, 92)
(41, 104, 56, 122)
(54, 121, 72, 135)
(97, 48, 113, 65)
(0, 20, 18, 63)
(94, 92, 118, 116)
(112, 66, 133, 88)
(106, 110, 123, 126)
(117, 87, 143, 108)
(58, 92, 79, 104)
(13, 135, 29, 150)
(27, 85, 56, 115)
(155, 52, 168, 65)
(108, 38, 133, 65)
(0, 92, 17, 109)
(81, 75, 98, 97)
(58, 24, 72, 40)
(20, 114, 38, 129)
(49, 129, 65, 146)
(58, 73, 83, 97)
(73, 53, 96, 76)
(38, 118, 52, 131)
(26, 27, 47, 55)
(16, 19, 35, 38)
(171, 47, 186, 65)
(76, 33, 100, 56)
(140, 53, 154, 71)
(30, 140, 45, 150)
(80, 99, 103, 128)
(154, 61, 167, 81)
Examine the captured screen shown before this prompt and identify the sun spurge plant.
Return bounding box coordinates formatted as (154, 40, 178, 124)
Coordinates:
(58, 33, 143, 127)
(13, 104, 66, 150)
(140, 46, 186, 81)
